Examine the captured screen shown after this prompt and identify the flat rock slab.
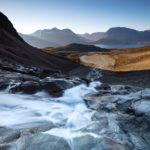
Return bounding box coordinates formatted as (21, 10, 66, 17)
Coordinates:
(0, 127, 20, 144)
(11, 133, 71, 150)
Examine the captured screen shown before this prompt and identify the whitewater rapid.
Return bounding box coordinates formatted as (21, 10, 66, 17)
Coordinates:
(0, 81, 101, 133)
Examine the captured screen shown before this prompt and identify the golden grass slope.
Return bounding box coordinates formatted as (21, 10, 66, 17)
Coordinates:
(81, 46, 150, 71)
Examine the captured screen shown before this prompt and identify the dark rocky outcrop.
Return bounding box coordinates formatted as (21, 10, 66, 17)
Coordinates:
(0, 69, 87, 97)
(0, 12, 23, 41)
(82, 84, 150, 149)
(40, 78, 74, 97)
(11, 81, 41, 94)
(51, 43, 108, 52)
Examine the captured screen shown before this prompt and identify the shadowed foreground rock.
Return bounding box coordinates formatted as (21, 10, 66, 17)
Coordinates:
(0, 133, 71, 150)
(1, 83, 150, 150)
(0, 69, 85, 97)
(12, 133, 71, 150)
(83, 84, 150, 150)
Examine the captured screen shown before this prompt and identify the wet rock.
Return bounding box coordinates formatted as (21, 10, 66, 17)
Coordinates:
(141, 89, 150, 99)
(86, 68, 102, 81)
(40, 78, 73, 97)
(95, 83, 111, 90)
(111, 85, 142, 95)
(0, 79, 10, 90)
(117, 114, 150, 150)
(16, 121, 56, 135)
(83, 84, 150, 149)
(94, 137, 130, 150)
(72, 135, 129, 150)
(84, 93, 118, 111)
(14, 133, 71, 150)
(81, 118, 108, 133)
(0, 69, 41, 93)
(0, 144, 16, 150)
(19, 81, 40, 94)
(10, 81, 40, 94)
(91, 112, 107, 121)
(0, 69, 86, 96)
(0, 127, 20, 144)
(72, 135, 99, 150)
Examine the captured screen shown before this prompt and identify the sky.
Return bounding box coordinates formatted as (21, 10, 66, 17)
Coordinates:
(0, 0, 150, 34)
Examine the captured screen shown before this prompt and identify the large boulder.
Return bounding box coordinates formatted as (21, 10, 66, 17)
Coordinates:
(0, 122, 57, 150)
(83, 87, 150, 150)
(10, 81, 41, 94)
(72, 135, 99, 150)
(40, 78, 74, 97)
(95, 83, 111, 90)
(0, 79, 10, 91)
(17, 121, 56, 135)
(0, 69, 40, 93)
(0, 127, 20, 144)
(72, 135, 129, 150)
(13, 133, 71, 150)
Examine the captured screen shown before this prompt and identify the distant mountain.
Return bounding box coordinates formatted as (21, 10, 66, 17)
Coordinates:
(19, 33, 59, 48)
(95, 27, 150, 44)
(78, 32, 105, 42)
(31, 28, 87, 46)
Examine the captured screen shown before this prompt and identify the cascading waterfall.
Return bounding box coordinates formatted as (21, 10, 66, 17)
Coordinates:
(86, 68, 102, 81)
(0, 80, 101, 149)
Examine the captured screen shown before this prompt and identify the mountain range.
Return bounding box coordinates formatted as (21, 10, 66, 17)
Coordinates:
(19, 33, 60, 48)
(95, 27, 150, 44)
(31, 28, 86, 46)
(20, 27, 150, 48)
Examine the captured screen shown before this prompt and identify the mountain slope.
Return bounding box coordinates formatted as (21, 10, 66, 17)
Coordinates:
(31, 28, 87, 46)
(95, 27, 150, 44)
(0, 12, 80, 75)
(19, 33, 59, 48)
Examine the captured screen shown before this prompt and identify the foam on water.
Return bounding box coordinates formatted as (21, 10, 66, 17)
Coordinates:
(0, 81, 101, 131)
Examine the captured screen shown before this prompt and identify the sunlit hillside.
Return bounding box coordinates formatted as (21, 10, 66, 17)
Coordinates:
(81, 45, 150, 71)
(42, 45, 150, 72)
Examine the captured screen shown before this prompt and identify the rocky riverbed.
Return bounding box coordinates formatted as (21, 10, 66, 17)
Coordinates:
(0, 69, 150, 150)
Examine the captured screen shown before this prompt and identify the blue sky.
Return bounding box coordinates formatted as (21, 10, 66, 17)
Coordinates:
(0, 0, 150, 34)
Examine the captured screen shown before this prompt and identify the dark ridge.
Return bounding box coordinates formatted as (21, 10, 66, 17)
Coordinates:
(0, 12, 23, 41)
(52, 43, 109, 52)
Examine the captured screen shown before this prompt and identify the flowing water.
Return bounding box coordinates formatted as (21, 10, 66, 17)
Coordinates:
(0, 81, 101, 141)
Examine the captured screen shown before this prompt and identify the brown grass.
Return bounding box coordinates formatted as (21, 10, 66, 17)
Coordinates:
(81, 46, 150, 71)
(41, 45, 150, 72)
